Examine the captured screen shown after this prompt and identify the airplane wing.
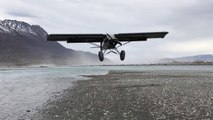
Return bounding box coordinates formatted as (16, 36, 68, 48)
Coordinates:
(47, 34, 106, 43)
(114, 32, 168, 41)
(47, 32, 168, 43)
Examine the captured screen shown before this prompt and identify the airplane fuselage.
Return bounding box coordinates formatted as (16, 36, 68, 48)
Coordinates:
(102, 39, 118, 50)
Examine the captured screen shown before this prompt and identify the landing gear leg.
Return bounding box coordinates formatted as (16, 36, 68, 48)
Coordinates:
(120, 50, 125, 61)
(98, 51, 104, 61)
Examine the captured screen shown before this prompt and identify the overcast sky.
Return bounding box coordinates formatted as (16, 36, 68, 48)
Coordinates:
(0, 0, 213, 63)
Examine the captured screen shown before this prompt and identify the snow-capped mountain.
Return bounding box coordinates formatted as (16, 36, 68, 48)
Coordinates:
(1, 20, 36, 34)
(157, 54, 213, 64)
(0, 19, 107, 66)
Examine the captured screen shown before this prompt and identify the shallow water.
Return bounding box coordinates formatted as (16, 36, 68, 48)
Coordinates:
(0, 65, 212, 120)
(0, 67, 107, 120)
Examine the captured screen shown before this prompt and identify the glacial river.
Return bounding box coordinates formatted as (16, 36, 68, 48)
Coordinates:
(0, 65, 213, 120)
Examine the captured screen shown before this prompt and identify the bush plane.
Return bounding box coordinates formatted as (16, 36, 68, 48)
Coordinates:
(47, 32, 168, 61)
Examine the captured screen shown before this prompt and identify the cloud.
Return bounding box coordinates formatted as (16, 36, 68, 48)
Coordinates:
(162, 39, 213, 54)
(0, 0, 213, 63)
(161, 0, 213, 40)
(7, 11, 39, 18)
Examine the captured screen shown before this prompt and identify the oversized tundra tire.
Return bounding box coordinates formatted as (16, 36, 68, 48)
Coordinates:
(98, 51, 104, 61)
(120, 50, 125, 61)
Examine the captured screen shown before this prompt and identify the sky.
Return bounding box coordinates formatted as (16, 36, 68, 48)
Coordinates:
(0, 0, 213, 63)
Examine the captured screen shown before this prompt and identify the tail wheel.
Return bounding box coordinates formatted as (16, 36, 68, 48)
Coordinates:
(120, 50, 125, 61)
(98, 51, 104, 61)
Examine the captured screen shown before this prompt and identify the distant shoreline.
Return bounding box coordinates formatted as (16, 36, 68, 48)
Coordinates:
(0, 63, 213, 68)
(98, 63, 213, 66)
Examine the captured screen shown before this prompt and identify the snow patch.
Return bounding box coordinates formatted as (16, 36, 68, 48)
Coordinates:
(0, 19, 38, 35)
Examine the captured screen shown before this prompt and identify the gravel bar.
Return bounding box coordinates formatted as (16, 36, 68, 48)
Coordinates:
(28, 70, 213, 120)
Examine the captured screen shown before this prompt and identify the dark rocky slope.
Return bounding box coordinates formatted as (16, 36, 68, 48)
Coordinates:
(0, 20, 107, 66)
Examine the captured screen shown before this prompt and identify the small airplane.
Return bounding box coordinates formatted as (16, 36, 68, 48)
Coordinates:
(47, 32, 168, 61)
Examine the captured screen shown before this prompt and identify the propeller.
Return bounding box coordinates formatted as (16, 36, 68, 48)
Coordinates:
(106, 33, 122, 46)
(106, 33, 113, 39)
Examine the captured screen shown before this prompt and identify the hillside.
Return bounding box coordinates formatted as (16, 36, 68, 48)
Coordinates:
(0, 19, 107, 66)
(157, 54, 213, 64)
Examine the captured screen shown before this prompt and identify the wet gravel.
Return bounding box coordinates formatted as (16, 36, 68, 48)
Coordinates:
(29, 70, 213, 120)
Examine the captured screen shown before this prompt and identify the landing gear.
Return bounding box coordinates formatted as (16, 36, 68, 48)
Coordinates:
(120, 50, 125, 61)
(98, 50, 125, 61)
(98, 51, 104, 61)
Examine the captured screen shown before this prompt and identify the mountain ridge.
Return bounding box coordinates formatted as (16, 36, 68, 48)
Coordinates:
(157, 54, 213, 64)
(0, 19, 108, 66)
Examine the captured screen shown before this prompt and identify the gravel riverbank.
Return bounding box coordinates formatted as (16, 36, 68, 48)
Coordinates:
(28, 70, 213, 120)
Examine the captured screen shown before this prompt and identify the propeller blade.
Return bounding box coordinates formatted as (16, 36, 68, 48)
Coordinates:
(106, 33, 113, 39)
